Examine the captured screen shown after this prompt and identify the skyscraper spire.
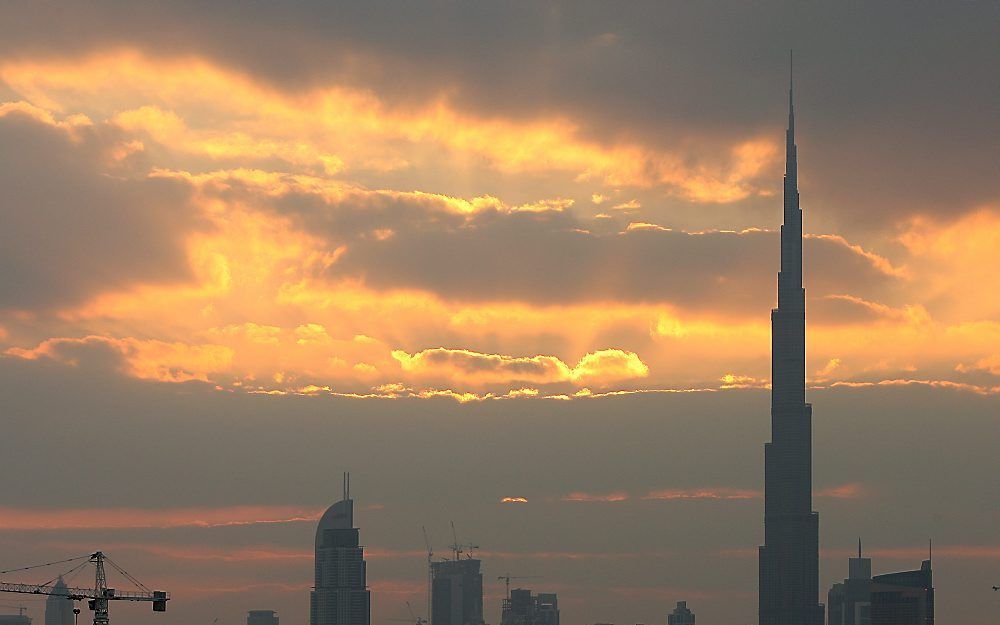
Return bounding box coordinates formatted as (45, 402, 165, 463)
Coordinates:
(789, 50, 794, 102)
(759, 56, 823, 625)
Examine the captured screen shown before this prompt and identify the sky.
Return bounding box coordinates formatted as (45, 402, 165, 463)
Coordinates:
(0, 1, 997, 624)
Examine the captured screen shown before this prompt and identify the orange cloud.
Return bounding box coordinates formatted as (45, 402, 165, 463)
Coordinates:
(0, 69, 994, 398)
(643, 488, 759, 501)
(0, 50, 776, 202)
(6, 335, 232, 383)
(501, 497, 529, 504)
(956, 354, 1000, 376)
(0, 505, 322, 530)
(815, 483, 867, 499)
(392, 347, 648, 387)
(560, 491, 630, 503)
(829, 379, 998, 396)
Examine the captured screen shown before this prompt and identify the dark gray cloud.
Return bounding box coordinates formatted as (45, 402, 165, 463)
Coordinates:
(262, 186, 904, 313)
(179, 177, 909, 313)
(0, 110, 199, 309)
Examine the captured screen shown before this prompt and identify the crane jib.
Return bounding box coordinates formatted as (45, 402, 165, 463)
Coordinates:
(0, 550, 169, 624)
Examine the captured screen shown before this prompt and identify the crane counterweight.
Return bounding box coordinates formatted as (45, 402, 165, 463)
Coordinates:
(0, 551, 168, 625)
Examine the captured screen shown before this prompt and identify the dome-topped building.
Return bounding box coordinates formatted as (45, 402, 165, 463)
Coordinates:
(310, 473, 371, 625)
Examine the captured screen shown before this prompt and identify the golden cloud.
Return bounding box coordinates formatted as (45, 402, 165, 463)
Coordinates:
(392, 347, 648, 387)
(0, 51, 776, 202)
(6, 335, 233, 383)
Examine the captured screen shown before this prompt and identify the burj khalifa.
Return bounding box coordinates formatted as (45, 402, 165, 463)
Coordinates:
(758, 56, 823, 625)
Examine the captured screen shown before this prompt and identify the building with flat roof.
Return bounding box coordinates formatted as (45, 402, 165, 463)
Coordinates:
(432, 558, 483, 625)
(248, 611, 279, 625)
(500, 588, 558, 625)
(870, 560, 933, 625)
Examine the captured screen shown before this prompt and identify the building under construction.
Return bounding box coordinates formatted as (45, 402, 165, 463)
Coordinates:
(431, 559, 484, 625)
(500, 589, 559, 625)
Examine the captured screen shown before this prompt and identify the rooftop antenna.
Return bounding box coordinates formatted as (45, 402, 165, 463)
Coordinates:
(928, 538, 932, 563)
(788, 49, 794, 110)
(858, 538, 862, 558)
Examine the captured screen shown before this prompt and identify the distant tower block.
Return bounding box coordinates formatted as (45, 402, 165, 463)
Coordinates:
(247, 612, 279, 625)
(432, 559, 485, 625)
(666, 601, 694, 625)
(310, 473, 371, 625)
(827, 542, 934, 625)
(45, 577, 74, 625)
(500, 588, 559, 625)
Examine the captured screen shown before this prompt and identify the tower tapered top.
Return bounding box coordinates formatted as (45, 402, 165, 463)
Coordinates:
(788, 50, 795, 134)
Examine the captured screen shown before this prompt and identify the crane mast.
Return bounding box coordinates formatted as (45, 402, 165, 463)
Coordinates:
(0, 551, 168, 625)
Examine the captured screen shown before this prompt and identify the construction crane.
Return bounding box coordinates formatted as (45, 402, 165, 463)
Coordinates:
(421, 526, 434, 625)
(388, 601, 428, 625)
(496, 575, 540, 600)
(0, 551, 168, 625)
(449, 521, 478, 560)
(0, 604, 29, 616)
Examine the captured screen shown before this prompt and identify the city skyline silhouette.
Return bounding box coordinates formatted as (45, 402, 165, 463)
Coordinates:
(0, 3, 996, 625)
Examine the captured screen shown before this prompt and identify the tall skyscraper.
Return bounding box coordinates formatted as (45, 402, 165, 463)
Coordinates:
(666, 601, 695, 625)
(45, 577, 73, 625)
(828, 542, 873, 625)
(248, 611, 279, 625)
(311, 473, 371, 625)
(431, 558, 484, 625)
(758, 54, 824, 625)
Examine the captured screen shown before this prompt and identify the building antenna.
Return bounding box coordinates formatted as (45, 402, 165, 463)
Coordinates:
(858, 538, 862, 559)
(928, 538, 932, 563)
(789, 49, 794, 108)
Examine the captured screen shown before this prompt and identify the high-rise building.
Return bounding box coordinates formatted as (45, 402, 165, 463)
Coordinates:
(311, 473, 371, 625)
(758, 53, 824, 625)
(828, 543, 872, 625)
(45, 577, 73, 625)
(827, 545, 933, 625)
(500, 589, 559, 625)
(0, 614, 31, 625)
(666, 601, 694, 625)
(248, 611, 279, 625)
(431, 558, 484, 625)
(870, 560, 933, 625)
